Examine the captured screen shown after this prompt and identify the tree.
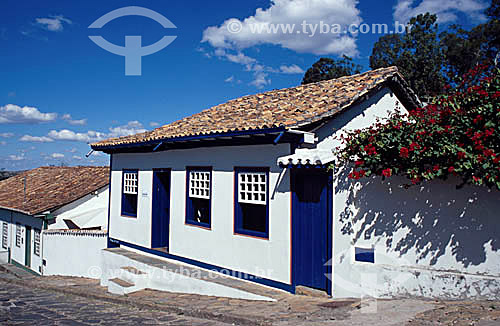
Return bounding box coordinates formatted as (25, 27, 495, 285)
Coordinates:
(333, 64, 500, 190)
(441, 0, 500, 84)
(370, 13, 446, 101)
(302, 56, 362, 85)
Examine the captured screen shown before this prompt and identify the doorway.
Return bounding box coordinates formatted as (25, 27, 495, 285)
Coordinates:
(291, 168, 332, 295)
(152, 169, 171, 251)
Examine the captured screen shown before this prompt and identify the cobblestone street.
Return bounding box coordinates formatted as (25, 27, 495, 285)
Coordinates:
(1, 265, 499, 326)
(0, 281, 227, 326)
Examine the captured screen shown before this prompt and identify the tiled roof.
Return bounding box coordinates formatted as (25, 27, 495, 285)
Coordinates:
(92, 66, 416, 149)
(0, 166, 109, 216)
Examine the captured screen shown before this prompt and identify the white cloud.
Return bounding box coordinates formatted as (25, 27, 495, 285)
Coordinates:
(0, 141, 6, 146)
(108, 121, 147, 138)
(50, 153, 64, 159)
(250, 72, 271, 88)
(149, 122, 160, 127)
(47, 121, 148, 143)
(62, 113, 87, 126)
(20, 135, 54, 143)
(202, 0, 361, 56)
(48, 129, 107, 143)
(225, 76, 235, 83)
(279, 64, 304, 74)
(35, 15, 72, 32)
(72, 155, 82, 160)
(0, 132, 14, 138)
(8, 154, 25, 161)
(394, 0, 489, 23)
(0, 104, 57, 124)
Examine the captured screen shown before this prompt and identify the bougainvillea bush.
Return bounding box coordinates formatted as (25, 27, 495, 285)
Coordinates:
(333, 64, 500, 190)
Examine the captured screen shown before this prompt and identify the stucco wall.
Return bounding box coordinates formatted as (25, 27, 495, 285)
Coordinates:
(0, 210, 12, 263)
(0, 209, 44, 274)
(42, 230, 107, 278)
(50, 186, 109, 230)
(332, 172, 500, 299)
(110, 144, 292, 284)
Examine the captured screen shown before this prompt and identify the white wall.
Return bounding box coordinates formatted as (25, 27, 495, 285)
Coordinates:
(314, 87, 500, 299)
(50, 186, 109, 230)
(110, 143, 292, 284)
(332, 173, 500, 299)
(5, 211, 44, 274)
(42, 230, 107, 278)
(0, 209, 12, 263)
(315, 87, 407, 151)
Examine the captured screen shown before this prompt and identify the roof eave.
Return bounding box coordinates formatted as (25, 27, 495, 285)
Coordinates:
(91, 126, 295, 153)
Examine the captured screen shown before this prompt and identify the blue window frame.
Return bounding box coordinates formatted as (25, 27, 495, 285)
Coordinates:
(234, 167, 269, 239)
(185, 167, 212, 228)
(121, 169, 138, 217)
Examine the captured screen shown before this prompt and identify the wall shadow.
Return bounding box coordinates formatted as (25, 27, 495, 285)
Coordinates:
(336, 168, 500, 268)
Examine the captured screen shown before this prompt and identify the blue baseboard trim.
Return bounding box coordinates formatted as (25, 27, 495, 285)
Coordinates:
(110, 238, 295, 294)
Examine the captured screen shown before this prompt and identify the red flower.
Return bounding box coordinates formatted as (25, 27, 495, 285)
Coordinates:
(400, 147, 409, 158)
(409, 142, 419, 151)
(433, 165, 440, 172)
(382, 168, 392, 177)
(411, 177, 421, 185)
(355, 160, 365, 167)
(364, 144, 377, 156)
(448, 166, 455, 173)
(457, 152, 466, 159)
(494, 157, 500, 164)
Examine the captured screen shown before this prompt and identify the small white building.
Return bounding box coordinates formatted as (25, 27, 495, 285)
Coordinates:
(0, 166, 109, 276)
(91, 67, 500, 299)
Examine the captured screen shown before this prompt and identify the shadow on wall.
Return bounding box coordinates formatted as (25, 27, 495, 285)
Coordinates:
(336, 167, 500, 268)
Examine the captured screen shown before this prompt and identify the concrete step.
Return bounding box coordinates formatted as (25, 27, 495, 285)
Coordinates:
(102, 248, 283, 301)
(121, 266, 145, 275)
(108, 278, 136, 295)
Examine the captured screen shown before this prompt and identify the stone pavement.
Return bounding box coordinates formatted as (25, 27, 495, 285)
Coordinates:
(1, 263, 498, 325)
(0, 281, 228, 326)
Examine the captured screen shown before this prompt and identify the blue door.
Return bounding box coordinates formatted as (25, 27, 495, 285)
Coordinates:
(152, 169, 171, 250)
(291, 168, 332, 294)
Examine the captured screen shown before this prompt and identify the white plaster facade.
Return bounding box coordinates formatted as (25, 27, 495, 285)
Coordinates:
(0, 209, 44, 274)
(109, 143, 292, 284)
(0, 186, 109, 276)
(42, 230, 107, 278)
(49, 186, 109, 230)
(106, 85, 500, 299)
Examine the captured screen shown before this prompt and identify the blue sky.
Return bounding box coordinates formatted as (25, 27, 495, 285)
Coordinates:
(0, 0, 489, 170)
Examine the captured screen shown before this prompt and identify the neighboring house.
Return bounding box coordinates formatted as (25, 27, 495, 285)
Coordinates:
(0, 166, 109, 277)
(91, 67, 500, 299)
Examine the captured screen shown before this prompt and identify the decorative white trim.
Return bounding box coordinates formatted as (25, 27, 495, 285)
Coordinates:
(123, 172, 138, 195)
(238, 172, 267, 205)
(34, 229, 41, 256)
(1, 222, 7, 249)
(189, 171, 211, 199)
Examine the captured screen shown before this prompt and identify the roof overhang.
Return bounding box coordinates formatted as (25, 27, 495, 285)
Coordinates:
(277, 149, 335, 167)
(91, 127, 314, 154)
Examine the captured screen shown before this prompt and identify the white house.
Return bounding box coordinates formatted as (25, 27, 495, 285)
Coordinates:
(0, 166, 109, 276)
(91, 67, 500, 300)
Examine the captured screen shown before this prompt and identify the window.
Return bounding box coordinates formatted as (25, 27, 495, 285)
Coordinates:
(234, 167, 269, 239)
(186, 167, 211, 228)
(121, 170, 138, 217)
(34, 229, 41, 256)
(15, 223, 21, 247)
(355, 247, 375, 263)
(2, 222, 7, 249)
